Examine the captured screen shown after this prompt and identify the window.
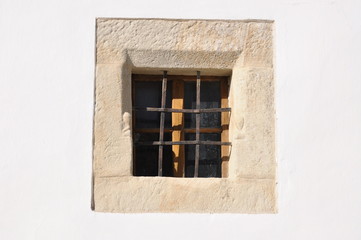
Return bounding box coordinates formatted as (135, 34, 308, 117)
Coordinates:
(93, 18, 276, 213)
(132, 72, 230, 178)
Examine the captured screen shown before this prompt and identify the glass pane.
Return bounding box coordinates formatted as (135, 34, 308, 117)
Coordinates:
(134, 81, 172, 128)
(134, 133, 173, 177)
(184, 133, 221, 178)
(184, 81, 221, 128)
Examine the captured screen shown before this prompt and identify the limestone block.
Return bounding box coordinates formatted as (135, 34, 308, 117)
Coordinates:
(243, 22, 273, 67)
(94, 177, 276, 213)
(93, 63, 133, 177)
(229, 68, 275, 179)
(96, 19, 249, 64)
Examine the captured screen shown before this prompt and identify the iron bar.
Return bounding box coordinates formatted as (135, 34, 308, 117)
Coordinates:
(158, 71, 167, 176)
(132, 74, 228, 82)
(135, 140, 231, 146)
(134, 107, 231, 113)
(134, 128, 224, 133)
(194, 71, 201, 177)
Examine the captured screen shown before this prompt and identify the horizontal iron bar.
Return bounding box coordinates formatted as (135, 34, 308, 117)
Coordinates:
(135, 140, 231, 146)
(132, 74, 228, 82)
(134, 128, 224, 133)
(134, 107, 231, 113)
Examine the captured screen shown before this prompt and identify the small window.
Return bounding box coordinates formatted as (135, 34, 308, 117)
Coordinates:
(132, 71, 231, 178)
(93, 18, 276, 213)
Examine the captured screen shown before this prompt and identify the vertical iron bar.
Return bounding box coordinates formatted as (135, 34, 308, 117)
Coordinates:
(194, 71, 201, 177)
(158, 71, 167, 176)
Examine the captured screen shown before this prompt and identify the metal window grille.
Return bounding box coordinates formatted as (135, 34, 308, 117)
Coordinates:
(134, 71, 231, 177)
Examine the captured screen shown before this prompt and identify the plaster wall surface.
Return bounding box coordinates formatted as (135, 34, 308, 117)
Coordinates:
(1, 0, 361, 239)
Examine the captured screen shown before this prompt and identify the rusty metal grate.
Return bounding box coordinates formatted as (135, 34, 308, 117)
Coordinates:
(134, 71, 231, 177)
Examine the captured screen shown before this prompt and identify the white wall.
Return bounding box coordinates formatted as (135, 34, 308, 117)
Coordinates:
(1, 0, 360, 239)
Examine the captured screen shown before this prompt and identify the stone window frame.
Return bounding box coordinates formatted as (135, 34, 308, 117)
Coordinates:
(93, 18, 276, 213)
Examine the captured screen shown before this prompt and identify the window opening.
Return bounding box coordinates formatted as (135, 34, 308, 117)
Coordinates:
(133, 71, 231, 178)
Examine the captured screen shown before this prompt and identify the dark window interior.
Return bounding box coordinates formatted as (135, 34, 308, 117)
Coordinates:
(185, 133, 221, 177)
(134, 133, 173, 177)
(134, 81, 172, 129)
(184, 81, 221, 128)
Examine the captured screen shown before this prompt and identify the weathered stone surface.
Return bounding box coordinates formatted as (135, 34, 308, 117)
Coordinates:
(229, 68, 275, 179)
(93, 18, 275, 213)
(242, 22, 273, 67)
(94, 177, 276, 213)
(96, 19, 248, 65)
(93, 63, 133, 177)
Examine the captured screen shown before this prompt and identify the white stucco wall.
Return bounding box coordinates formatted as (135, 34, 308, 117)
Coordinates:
(0, 0, 360, 239)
